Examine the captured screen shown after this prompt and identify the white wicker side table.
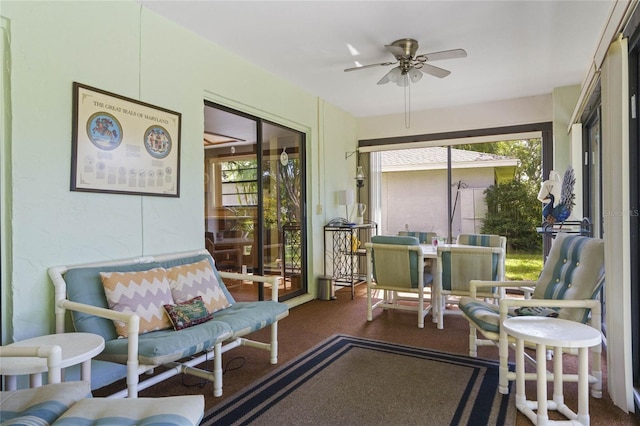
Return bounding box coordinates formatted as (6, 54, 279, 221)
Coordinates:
(503, 316, 601, 426)
(0, 332, 105, 390)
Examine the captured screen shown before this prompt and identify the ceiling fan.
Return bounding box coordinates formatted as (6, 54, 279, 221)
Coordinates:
(344, 38, 467, 86)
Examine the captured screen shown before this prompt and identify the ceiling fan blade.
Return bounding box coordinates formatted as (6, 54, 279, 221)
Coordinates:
(344, 61, 396, 72)
(419, 63, 451, 78)
(418, 48, 467, 62)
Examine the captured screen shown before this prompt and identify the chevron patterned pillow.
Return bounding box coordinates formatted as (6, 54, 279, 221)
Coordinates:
(100, 267, 175, 337)
(166, 259, 231, 314)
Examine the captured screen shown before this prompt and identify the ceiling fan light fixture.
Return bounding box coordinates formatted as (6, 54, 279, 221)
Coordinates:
(388, 67, 402, 83)
(408, 67, 423, 83)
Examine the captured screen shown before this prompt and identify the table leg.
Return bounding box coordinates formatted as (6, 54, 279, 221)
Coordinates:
(553, 345, 564, 410)
(536, 343, 549, 425)
(81, 359, 92, 383)
(577, 347, 591, 425)
(515, 338, 526, 407)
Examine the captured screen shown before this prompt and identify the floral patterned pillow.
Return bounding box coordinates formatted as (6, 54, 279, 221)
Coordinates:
(163, 296, 213, 331)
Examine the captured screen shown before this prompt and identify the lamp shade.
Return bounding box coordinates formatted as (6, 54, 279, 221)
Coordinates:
(337, 189, 355, 206)
(408, 67, 423, 83)
(388, 67, 402, 83)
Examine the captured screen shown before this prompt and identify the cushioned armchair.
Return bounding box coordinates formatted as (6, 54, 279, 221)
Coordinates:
(435, 244, 504, 329)
(365, 235, 433, 328)
(459, 233, 604, 396)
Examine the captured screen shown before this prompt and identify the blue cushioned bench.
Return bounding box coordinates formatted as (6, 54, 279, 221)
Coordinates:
(48, 249, 289, 398)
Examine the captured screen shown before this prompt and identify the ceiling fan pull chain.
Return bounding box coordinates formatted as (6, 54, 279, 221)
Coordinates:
(404, 81, 411, 128)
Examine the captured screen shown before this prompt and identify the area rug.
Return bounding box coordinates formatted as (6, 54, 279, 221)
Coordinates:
(201, 334, 515, 425)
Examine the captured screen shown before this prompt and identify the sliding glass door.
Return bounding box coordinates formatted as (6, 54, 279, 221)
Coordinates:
(261, 122, 305, 296)
(583, 107, 603, 239)
(375, 139, 540, 253)
(203, 103, 306, 301)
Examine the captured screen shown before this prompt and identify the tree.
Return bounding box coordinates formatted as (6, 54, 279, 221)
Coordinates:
(459, 139, 543, 251)
(482, 180, 542, 251)
(458, 139, 541, 183)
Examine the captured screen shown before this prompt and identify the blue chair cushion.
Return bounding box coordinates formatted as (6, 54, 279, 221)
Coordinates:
(459, 297, 511, 334)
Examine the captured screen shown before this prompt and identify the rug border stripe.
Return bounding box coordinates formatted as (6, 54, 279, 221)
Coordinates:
(201, 334, 514, 425)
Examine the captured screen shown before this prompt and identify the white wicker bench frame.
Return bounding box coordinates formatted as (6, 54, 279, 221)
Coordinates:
(48, 249, 284, 398)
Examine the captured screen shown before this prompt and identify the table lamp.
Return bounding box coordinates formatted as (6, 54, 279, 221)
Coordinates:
(337, 189, 355, 221)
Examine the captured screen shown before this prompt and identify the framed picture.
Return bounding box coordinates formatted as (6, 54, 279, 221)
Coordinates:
(71, 82, 181, 197)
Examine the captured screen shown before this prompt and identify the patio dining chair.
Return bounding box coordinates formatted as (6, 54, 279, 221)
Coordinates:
(459, 233, 605, 396)
(365, 235, 433, 328)
(434, 244, 505, 329)
(456, 233, 507, 279)
(398, 230, 437, 274)
(398, 230, 437, 245)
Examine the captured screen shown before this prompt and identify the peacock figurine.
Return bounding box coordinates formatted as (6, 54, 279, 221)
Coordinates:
(541, 166, 575, 227)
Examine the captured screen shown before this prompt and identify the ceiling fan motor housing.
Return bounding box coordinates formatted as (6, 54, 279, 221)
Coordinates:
(391, 38, 420, 58)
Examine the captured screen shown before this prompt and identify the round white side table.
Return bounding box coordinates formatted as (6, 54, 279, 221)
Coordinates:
(503, 316, 601, 426)
(0, 332, 105, 390)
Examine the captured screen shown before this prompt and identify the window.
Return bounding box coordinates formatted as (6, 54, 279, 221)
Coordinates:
(221, 161, 258, 207)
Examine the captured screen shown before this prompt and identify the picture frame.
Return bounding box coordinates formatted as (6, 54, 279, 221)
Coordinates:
(71, 82, 181, 197)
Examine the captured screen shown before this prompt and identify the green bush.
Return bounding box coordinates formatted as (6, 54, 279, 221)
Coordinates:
(482, 181, 542, 251)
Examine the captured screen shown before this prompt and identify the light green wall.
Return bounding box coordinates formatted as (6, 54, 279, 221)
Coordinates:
(358, 94, 553, 140)
(0, 0, 583, 344)
(1, 15, 12, 345)
(551, 85, 581, 220)
(1, 1, 356, 341)
(552, 85, 580, 169)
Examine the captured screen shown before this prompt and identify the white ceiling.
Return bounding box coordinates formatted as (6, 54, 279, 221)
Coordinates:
(139, 0, 614, 118)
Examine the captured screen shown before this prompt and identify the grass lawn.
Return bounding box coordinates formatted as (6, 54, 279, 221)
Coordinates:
(505, 251, 543, 281)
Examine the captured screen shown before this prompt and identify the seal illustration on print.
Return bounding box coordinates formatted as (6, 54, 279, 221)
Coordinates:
(86, 112, 123, 150)
(144, 125, 172, 159)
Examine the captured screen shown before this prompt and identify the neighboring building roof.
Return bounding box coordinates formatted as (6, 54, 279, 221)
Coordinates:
(381, 147, 519, 172)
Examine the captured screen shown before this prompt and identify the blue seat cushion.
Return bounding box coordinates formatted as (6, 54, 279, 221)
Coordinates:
(99, 319, 232, 365)
(0, 381, 91, 425)
(55, 395, 204, 426)
(459, 297, 506, 334)
(212, 301, 290, 337)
